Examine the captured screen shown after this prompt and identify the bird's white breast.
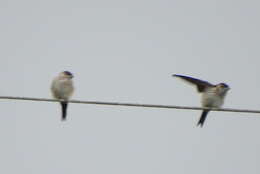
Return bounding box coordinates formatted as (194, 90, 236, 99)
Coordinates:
(201, 89, 225, 108)
(51, 78, 74, 100)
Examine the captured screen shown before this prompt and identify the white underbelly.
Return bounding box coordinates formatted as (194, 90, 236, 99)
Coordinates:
(201, 93, 224, 108)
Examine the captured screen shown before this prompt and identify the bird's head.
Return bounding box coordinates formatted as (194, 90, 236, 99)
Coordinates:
(60, 71, 74, 79)
(216, 83, 230, 95)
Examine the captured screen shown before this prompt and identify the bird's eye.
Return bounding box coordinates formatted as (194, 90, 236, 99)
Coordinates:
(219, 83, 229, 88)
(63, 71, 73, 76)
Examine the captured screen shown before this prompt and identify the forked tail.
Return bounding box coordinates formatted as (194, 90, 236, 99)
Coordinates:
(60, 102, 68, 121)
(197, 110, 209, 127)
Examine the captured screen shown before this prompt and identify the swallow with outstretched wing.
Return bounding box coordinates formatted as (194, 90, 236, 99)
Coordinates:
(173, 74, 230, 127)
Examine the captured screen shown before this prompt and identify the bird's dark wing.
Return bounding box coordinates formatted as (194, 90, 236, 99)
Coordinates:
(172, 74, 214, 92)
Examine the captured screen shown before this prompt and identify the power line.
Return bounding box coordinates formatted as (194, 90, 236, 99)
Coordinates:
(0, 96, 259, 114)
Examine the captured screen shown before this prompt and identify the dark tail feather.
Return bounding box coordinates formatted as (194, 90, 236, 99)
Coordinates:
(197, 110, 209, 127)
(60, 102, 68, 121)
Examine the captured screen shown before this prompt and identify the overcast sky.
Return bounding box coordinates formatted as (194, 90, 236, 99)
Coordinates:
(1, 0, 260, 173)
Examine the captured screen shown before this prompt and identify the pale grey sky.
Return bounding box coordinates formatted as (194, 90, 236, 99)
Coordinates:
(1, 0, 260, 173)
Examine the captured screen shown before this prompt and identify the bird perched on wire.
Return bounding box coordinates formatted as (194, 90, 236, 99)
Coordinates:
(51, 71, 74, 121)
(173, 74, 230, 127)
